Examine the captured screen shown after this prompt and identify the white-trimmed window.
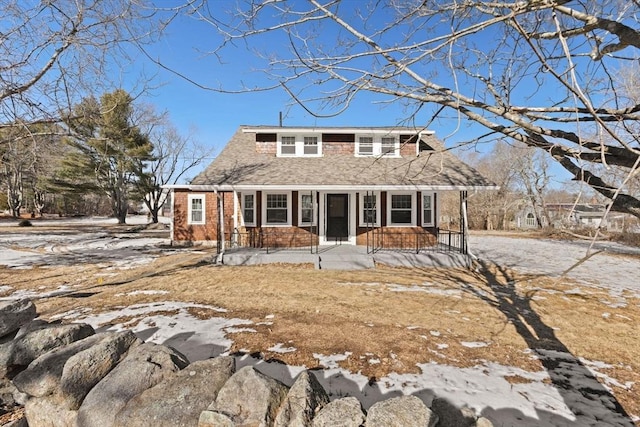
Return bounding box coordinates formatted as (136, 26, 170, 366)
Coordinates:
(277, 135, 322, 157)
(242, 192, 256, 226)
(303, 137, 318, 155)
(298, 192, 315, 225)
(357, 137, 374, 156)
(280, 136, 296, 155)
(381, 137, 398, 156)
(359, 192, 380, 227)
(187, 194, 205, 225)
(356, 135, 400, 157)
(263, 192, 291, 226)
(422, 192, 435, 226)
(387, 192, 416, 226)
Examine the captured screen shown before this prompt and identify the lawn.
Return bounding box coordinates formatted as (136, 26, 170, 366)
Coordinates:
(0, 219, 638, 426)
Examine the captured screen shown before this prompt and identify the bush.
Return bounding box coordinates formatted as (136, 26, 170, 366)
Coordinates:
(18, 219, 33, 227)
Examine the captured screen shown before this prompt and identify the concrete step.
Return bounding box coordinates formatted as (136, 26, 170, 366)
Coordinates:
(317, 254, 375, 270)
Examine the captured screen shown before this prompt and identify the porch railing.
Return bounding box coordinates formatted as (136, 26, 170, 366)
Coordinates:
(367, 228, 466, 254)
(219, 227, 320, 254)
(219, 227, 465, 255)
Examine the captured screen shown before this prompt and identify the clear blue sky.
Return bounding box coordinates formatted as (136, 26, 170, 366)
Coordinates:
(132, 3, 574, 186)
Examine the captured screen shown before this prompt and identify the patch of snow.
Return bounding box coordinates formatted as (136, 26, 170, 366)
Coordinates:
(313, 352, 352, 369)
(268, 343, 297, 354)
(461, 341, 490, 348)
(114, 290, 170, 297)
(387, 283, 462, 298)
(76, 301, 251, 361)
(429, 330, 441, 337)
(0, 285, 74, 301)
(368, 358, 380, 364)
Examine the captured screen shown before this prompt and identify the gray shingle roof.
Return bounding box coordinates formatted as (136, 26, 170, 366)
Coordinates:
(192, 126, 496, 189)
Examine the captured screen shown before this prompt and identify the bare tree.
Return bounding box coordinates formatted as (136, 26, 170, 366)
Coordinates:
(167, 0, 640, 219)
(511, 145, 552, 228)
(135, 107, 211, 223)
(0, 0, 160, 128)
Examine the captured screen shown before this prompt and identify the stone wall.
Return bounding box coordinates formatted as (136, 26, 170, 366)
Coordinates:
(0, 299, 493, 427)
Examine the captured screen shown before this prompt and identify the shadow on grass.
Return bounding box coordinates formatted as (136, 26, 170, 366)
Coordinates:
(438, 258, 634, 426)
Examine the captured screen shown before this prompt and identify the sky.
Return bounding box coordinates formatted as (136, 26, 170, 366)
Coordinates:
(129, 2, 578, 186)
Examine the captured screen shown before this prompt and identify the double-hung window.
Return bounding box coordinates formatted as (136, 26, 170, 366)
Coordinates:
(359, 192, 380, 227)
(381, 137, 397, 156)
(242, 193, 255, 226)
(280, 136, 296, 155)
(264, 193, 290, 225)
(422, 193, 435, 226)
(299, 192, 315, 225)
(388, 192, 415, 226)
(303, 137, 318, 155)
(187, 194, 205, 225)
(357, 137, 374, 156)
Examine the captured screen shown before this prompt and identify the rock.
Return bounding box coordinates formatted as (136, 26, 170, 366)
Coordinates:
(207, 365, 289, 426)
(431, 397, 476, 427)
(0, 323, 95, 379)
(76, 342, 189, 427)
(114, 356, 235, 427)
(25, 395, 77, 427)
(475, 417, 494, 427)
(198, 410, 235, 427)
(365, 395, 438, 427)
(312, 397, 366, 427)
(59, 330, 141, 409)
(0, 300, 36, 338)
(3, 417, 29, 427)
(274, 370, 330, 427)
(12, 333, 105, 397)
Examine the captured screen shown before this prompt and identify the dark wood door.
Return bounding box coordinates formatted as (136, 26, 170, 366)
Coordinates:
(326, 194, 349, 239)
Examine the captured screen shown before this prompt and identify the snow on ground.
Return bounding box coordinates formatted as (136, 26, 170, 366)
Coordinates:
(1, 223, 638, 426)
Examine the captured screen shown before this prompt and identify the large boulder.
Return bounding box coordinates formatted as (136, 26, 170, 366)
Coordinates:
(59, 330, 141, 410)
(13, 334, 105, 397)
(274, 370, 330, 427)
(25, 395, 77, 427)
(114, 356, 235, 427)
(204, 366, 289, 426)
(0, 300, 36, 338)
(365, 395, 438, 427)
(312, 397, 366, 427)
(76, 342, 189, 427)
(0, 322, 95, 378)
(430, 397, 476, 427)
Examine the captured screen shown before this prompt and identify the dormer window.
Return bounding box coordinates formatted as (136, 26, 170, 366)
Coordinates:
(303, 137, 318, 155)
(281, 136, 296, 155)
(277, 135, 322, 157)
(356, 135, 399, 157)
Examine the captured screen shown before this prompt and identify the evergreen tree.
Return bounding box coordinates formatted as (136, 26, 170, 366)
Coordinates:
(61, 90, 153, 224)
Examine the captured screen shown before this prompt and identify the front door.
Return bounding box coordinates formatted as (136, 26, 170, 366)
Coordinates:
(326, 194, 349, 240)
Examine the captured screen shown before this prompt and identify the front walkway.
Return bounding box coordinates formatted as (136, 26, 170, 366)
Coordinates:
(220, 244, 472, 270)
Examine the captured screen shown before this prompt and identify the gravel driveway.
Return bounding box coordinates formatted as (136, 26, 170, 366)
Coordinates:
(469, 233, 640, 296)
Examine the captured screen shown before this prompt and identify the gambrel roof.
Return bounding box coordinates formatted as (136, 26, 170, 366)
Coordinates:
(189, 125, 496, 191)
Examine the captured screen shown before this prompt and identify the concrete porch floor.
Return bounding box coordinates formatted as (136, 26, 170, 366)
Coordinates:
(220, 244, 472, 270)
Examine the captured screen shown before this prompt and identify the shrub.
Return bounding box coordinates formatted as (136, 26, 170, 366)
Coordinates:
(18, 219, 33, 227)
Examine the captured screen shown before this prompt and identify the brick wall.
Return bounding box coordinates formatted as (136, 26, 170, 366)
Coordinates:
(355, 226, 436, 249)
(172, 190, 235, 244)
(256, 141, 276, 154)
(323, 141, 355, 155)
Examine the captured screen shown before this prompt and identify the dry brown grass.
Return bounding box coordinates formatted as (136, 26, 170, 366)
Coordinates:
(0, 242, 638, 419)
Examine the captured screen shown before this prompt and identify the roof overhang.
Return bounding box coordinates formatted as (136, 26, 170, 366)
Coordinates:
(241, 127, 435, 135)
(164, 184, 499, 192)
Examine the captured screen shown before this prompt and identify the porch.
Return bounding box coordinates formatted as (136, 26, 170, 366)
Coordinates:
(219, 228, 471, 270)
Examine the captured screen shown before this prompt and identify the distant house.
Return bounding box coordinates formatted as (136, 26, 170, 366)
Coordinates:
(166, 126, 496, 254)
(515, 202, 629, 231)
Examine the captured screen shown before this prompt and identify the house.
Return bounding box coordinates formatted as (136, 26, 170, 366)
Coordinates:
(166, 125, 496, 255)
